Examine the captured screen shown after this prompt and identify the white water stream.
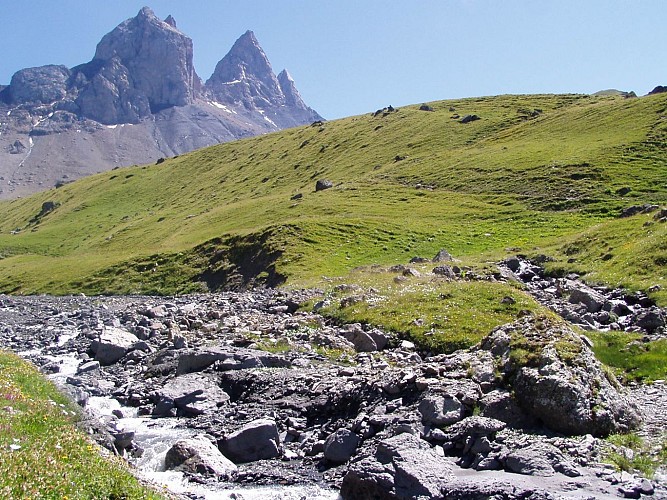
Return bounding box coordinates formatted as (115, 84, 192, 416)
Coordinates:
(39, 344, 339, 499)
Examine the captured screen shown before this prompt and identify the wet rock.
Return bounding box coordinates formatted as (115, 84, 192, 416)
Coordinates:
(91, 327, 139, 365)
(166, 435, 237, 478)
(76, 360, 100, 375)
(219, 418, 280, 463)
(323, 428, 360, 464)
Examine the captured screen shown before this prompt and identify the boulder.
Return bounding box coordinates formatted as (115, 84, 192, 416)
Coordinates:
(165, 435, 237, 478)
(323, 428, 360, 464)
(152, 373, 230, 417)
(340, 433, 454, 499)
(459, 114, 480, 124)
(418, 394, 464, 426)
(92, 327, 139, 365)
(432, 249, 454, 262)
(483, 317, 642, 436)
(505, 442, 580, 478)
(442, 416, 506, 445)
(219, 419, 280, 463)
(432, 265, 456, 279)
(635, 307, 665, 333)
(505, 450, 555, 476)
(366, 328, 389, 350)
(342, 324, 378, 352)
(315, 179, 334, 191)
(568, 286, 606, 313)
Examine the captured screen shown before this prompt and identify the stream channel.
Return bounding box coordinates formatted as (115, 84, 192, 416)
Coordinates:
(24, 330, 340, 500)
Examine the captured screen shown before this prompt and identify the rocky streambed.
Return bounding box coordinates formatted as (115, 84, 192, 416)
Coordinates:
(0, 275, 665, 499)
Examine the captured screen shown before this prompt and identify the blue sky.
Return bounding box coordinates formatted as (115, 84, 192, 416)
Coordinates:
(1, 0, 665, 119)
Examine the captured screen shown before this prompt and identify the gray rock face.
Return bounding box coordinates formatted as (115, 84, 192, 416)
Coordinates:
(91, 7, 195, 111)
(219, 418, 280, 463)
(92, 327, 139, 365)
(8, 65, 71, 104)
(75, 56, 152, 124)
(165, 435, 237, 478)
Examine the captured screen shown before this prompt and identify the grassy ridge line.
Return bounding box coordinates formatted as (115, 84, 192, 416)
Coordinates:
(0, 93, 665, 295)
(0, 350, 165, 499)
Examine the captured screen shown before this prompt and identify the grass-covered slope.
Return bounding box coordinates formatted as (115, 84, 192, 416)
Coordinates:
(0, 350, 165, 499)
(0, 92, 665, 297)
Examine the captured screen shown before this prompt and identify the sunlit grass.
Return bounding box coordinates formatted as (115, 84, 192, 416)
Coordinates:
(0, 351, 165, 499)
(315, 265, 542, 353)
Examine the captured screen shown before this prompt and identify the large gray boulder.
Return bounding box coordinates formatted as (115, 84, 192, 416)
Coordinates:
(341, 433, 454, 499)
(92, 327, 139, 365)
(165, 435, 237, 478)
(219, 419, 280, 463)
(152, 373, 230, 417)
(481, 316, 641, 436)
(568, 286, 606, 313)
(418, 394, 464, 426)
(323, 428, 360, 464)
(342, 324, 379, 352)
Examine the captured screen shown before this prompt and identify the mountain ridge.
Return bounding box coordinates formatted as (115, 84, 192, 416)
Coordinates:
(0, 6, 322, 200)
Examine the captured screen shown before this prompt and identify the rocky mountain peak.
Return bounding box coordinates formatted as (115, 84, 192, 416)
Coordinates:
(203, 29, 325, 131)
(164, 14, 177, 28)
(0, 6, 322, 199)
(206, 30, 278, 92)
(278, 69, 308, 110)
(88, 6, 196, 114)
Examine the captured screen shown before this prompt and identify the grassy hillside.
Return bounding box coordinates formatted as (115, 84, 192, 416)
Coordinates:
(0, 350, 165, 498)
(0, 92, 665, 302)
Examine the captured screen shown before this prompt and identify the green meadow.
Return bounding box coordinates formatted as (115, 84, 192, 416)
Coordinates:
(0, 91, 665, 362)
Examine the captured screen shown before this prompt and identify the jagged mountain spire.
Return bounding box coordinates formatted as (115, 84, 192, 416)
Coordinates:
(85, 6, 196, 116)
(206, 30, 282, 105)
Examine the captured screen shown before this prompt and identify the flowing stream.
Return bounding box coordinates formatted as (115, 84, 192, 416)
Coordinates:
(37, 346, 339, 500)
